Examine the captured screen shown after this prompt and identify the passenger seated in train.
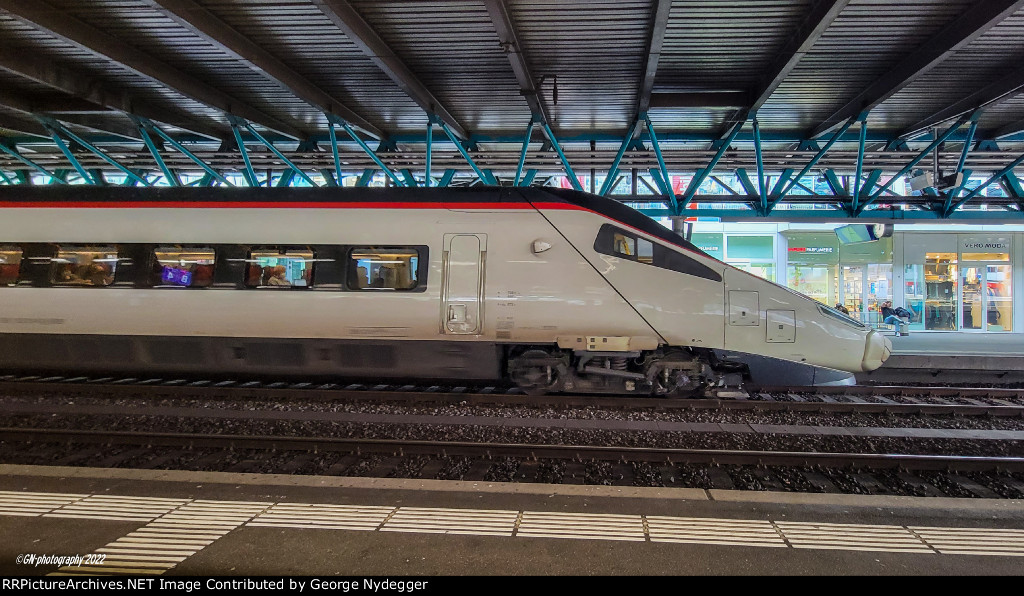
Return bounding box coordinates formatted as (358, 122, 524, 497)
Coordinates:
(0, 246, 21, 286)
(54, 259, 113, 286)
(267, 265, 290, 286)
(246, 262, 263, 287)
(85, 262, 112, 286)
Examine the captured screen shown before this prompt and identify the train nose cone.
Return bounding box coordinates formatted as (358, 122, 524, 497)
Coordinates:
(860, 330, 892, 371)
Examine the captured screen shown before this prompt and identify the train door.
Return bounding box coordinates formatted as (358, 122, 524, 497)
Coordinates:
(441, 233, 487, 334)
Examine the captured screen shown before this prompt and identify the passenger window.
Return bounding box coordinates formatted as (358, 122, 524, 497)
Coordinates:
(245, 249, 315, 288)
(348, 248, 420, 290)
(613, 233, 635, 257)
(637, 238, 654, 264)
(153, 247, 216, 288)
(50, 247, 119, 287)
(0, 245, 22, 286)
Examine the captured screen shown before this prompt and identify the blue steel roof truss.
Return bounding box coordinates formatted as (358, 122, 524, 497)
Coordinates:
(2, 0, 1024, 221)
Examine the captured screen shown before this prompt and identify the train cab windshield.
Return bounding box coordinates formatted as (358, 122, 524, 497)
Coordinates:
(817, 303, 867, 329)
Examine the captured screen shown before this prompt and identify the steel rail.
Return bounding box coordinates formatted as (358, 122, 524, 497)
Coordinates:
(3, 380, 1024, 420)
(2, 427, 1022, 472)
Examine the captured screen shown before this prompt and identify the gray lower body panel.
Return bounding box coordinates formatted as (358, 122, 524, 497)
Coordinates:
(713, 350, 855, 386)
(0, 333, 503, 381)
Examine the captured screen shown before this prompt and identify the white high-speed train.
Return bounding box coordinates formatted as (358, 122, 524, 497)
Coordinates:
(0, 186, 890, 394)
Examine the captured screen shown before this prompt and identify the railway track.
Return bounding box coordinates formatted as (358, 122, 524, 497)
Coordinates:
(3, 427, 1024, 498)
(3, 377, 1024, 497)
(3, 375, 1024, 415)
(4, 426, 1024, 471)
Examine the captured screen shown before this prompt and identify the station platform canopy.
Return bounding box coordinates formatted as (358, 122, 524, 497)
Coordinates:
(0, 0, 1023, 221)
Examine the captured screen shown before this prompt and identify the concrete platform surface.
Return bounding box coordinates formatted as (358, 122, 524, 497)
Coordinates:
(889, 332, 1024, 356)
(1, 465, 1024, 576)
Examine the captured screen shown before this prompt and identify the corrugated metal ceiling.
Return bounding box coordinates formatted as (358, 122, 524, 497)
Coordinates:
(0, 0, 1021, 146)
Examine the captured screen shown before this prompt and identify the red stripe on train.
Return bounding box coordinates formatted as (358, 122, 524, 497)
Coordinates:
(0, 201, 570, 210)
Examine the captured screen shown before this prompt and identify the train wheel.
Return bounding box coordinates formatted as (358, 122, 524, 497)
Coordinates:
(651, 369, 687, 395)
(508, 349, 567, 395)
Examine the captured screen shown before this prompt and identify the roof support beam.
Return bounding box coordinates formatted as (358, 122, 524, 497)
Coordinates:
(227, 116, 316, 187)
(711, 176, 740, 195)
(132, 117, 233, 186)
(0, 89, 142, 140)
(137, 123, 179, 186)
(599, 120, 641, 196)
(956, 120, 979, 174)
(637, 0, 672, 114)
(538, 118, 582, 191)
(484, 0, 551, 124)
(681, 116, 748, 206)
(900, 64, 1024, 139)
(809, 0, 1024, 138)
(438, 169, 456, 188)
(37, 116, 149, 185)
(228, 121, 259, 187)
(0, 0, 305, 140)
(514, 120, 534, 187)
(859, 112, 975, 214)
(993, 118, 1024, 140)
(0, 141, 64, 183)
(430, 114, 495, 185)
(851, 116, 868, 214)
(40, 120, 94, 184)
(771, 115, 860, 208)
(424, 119, 432, 187)
(144, 0, 382, 140)
(752, 118, 767, 214)
(0, 48, 225, 140)
(327, 119, 345, 187)
(0, 113, 48, 138)
(0, 90, 111, 115)
(750, 0, 849, 112)
(945, 152, 1024, 216)
(940, 118, 980, 214)
(327, 114, 404, 187)
(643, 113, 676, 212)
(313, 0, 468, 139)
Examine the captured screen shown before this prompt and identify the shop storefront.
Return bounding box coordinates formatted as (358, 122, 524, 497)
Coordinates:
(783, 231, 839, 310)
(839, 237, 893, 326)
(725, 235, 775, 282)
(690, 232, 723, 260)
(682, 221, 1021, 334)
(903, 234, 1012, 332)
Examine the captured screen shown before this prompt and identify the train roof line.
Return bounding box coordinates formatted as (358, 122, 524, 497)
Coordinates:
(0, 184, 708, 258)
